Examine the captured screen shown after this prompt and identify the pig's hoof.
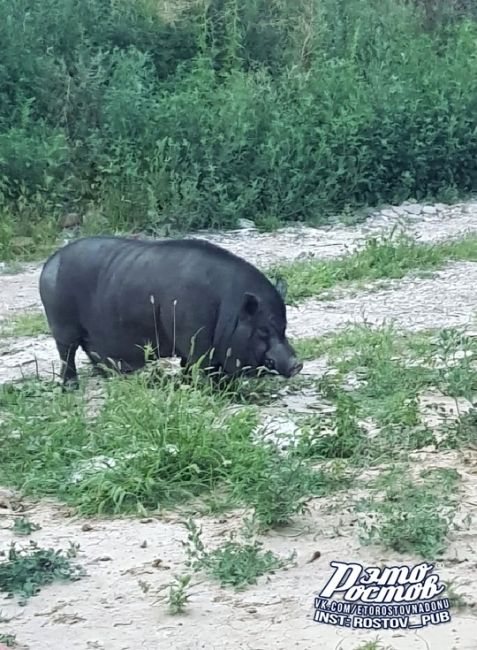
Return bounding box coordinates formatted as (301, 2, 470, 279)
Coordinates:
(62, 378, 79, 392)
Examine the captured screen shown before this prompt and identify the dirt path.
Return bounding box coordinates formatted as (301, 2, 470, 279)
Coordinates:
(1, 201, 477, 650)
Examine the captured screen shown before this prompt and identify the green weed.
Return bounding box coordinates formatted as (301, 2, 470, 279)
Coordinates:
(0, 370, 258, 514)
(231, 450, 348, 529)
(167, 574, 192, 615)
(291, 322, 477, 485)
(353, 640, 392, 650)
(315, 323, 477, 453)
(0, 634, 16, 647)
(445, 580, 473, 611)
(357, 467, 460, 559)
(425, 328, 477, 403)
(0, 541, 84, 604)
(183, 518, 295, 590)
(12, 517, 41, 536)
(312, 337, 431, 462)
(223, 373, 313, 407)
(295, 392, 369, 463)
(298, 324, 436, 363)
(0, 366, 342, 524)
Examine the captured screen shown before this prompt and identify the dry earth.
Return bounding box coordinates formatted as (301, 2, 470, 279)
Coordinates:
(1, 201, 477, 649)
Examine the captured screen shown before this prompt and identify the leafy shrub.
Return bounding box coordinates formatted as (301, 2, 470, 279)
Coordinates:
(1, 0, 476, 249)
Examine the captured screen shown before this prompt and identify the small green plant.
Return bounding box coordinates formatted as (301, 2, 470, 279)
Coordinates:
(167, 574, 192, 614)
(357, 467, 460, 558)
(224, 373, 312, 407)
(232, 452, 314, 528)
(292, 336, 327, 361)
(0, 634, 16, 647)
(426, 329, 477, 404)
(183, 518, 295, 590)
(138, 579, 150, 594)
(444, 580, 472, 611)
(12, 517, 41, 536)
(439, 410, 477, 449)
(353, 640, 392, 650)
(296, 392, 368, 462)
(0, 541, 84, 604)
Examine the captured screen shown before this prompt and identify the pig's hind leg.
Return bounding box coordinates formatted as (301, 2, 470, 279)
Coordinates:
(55, 338, 80, 389)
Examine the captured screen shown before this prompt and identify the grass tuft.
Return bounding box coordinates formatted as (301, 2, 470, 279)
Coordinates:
(0, 312, 49, 338)
(166, 574, 192, 615)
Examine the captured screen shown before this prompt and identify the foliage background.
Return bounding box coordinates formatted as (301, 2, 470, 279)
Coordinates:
(0, 0, 476, 254)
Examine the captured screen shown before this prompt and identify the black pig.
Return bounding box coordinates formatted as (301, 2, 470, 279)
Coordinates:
(39, 236, 303, 386)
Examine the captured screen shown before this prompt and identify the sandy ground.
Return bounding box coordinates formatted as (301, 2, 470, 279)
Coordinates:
(1, 201, 477, 649)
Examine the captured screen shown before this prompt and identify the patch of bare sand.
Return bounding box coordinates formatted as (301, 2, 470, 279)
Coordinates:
(0, 266, 42, 320)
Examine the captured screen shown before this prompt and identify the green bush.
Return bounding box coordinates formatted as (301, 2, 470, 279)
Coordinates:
(1, 0, 476, 249)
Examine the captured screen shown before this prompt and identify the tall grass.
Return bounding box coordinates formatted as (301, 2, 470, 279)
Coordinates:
(0, 368, 338, 526)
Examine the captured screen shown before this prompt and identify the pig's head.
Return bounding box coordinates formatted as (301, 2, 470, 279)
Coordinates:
(222, 278, 303, 378)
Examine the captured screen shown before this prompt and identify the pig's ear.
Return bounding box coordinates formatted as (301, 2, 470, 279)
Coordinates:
(239, 292, 259, 321)
(275, 276, 288, 301)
